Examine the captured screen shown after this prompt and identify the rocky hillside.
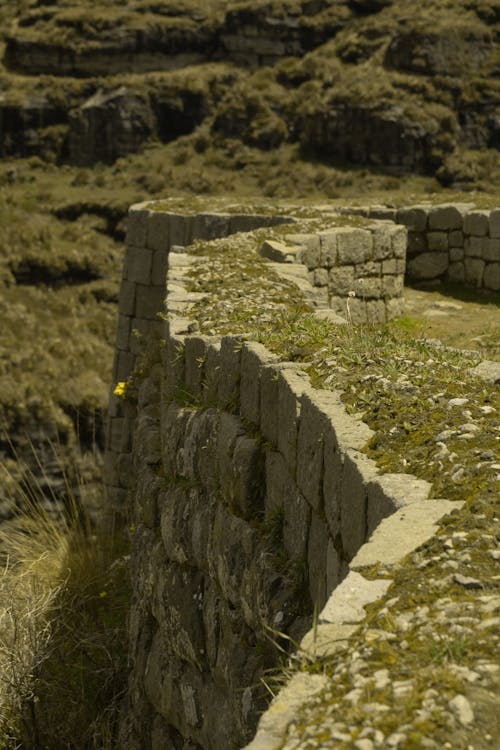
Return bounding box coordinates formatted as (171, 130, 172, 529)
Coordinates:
(0, 0, 498, 516)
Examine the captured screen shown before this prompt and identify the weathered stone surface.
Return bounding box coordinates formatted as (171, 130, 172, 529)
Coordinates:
(242, 673, 330, 750)
(283, 489, 311, 563)
(351, 499, 464, 568)
(300, 623, 357, 658)
(277, 368, 310, 475)
(470, 360, 500, 385)
(336, 228, 372, 264)
(146, 211, 171, 253)
(483, 262, 500, 291)
(464, 257, 485, 287)
(320, 571, 392, 624)
(341, 450, 378, 561)
(366, 473, 431, 536)
(464, 210, 489, 236)
(407, 251, 448, 280)
(427, 231, 448, 252)
(489, 210, 500, 239)
(397, 206, 428, 232)
(428, 204, 470, 231)
(127, 245, 153, 285)
(218, 335, 243, 411)
(307, 512, 329, 608)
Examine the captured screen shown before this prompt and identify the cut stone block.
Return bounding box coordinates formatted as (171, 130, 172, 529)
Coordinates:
(489, 209, 500, 238)
(127, 245, 153, 284)
(184, 336, 210, 400)
(464, 210, 489, 236)
(351, 499, 464, 568)
(277, 367, 311, 477)
(407, 252, 448, 280)
(242, 673, 330, 750)
(366, 473, 431, 536)
(341, 450, 378, 561)
(283, 488, 311, 563)
(146, 211, 170, 252)
(218, 335, 243, 412)
(320, 571, 392, 624)
(397, 206, 428, 232)
(260, 239, 298, 263)
(336, 228, 373, 264)
(126, 204, 150, 246)
(307, 512, 329, 608)
(300, 623, 357, 658)
(428, 204, 470, 231)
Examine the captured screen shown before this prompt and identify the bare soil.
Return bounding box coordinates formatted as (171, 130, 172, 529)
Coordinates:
(402, 284, 500, 361)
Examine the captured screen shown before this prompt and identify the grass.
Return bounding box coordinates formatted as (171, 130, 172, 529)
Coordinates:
(0, 447, 129, 749)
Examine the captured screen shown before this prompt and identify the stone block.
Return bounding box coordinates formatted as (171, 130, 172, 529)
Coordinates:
(320, 571, 392, 625)
(162, 334, 185, 402)
(231, 435, 266, 519)
(218, 335, 243, 412)
(427, 231, 448, 252)
(390, 225, 407, 258)
(297, 240, 321, 269)
(229, 214, 273, 234)
(397, 206, 429, 231)
(307, 512, 329, 608)
(366, 472, 431, 537)
(135, 284, 165, 320)
(319, 230, 338, 267)
(489, 209, 500, 238)
(382, 275, 404, 298)
(300, 623, 356, 659)
(483, 262, 500, 291)
(381, 258, 397, 274)
(340, 450, 378, 561)
(115, 349, 134, 381)
(127, 245, 153, 284)
(184, 335, 210, 400)
(356, 260, 382, 277)
(265, 450, 288, 519)
(146, 211, 170, 252)
(116, 314, 131, 351)
(365, 298, 387, 323)
(283, 489, 311, 563)
(244, 673, 330, 750)
(313, 388, 374, 455)
(202, 339, 221, 406)
(323, 426, 342, 539)
(260, 365, 280, 446)
(296, 392, 327, 511)
(126, 205, 150, 246)
(313, 268, 329, 286)
(326, 539, 341, 595)
(216, 412, 246, 501)
(352, 276, 382, 299)
(369, 224, 393, 260)
(352, 499, 464, 569)
(447, 261, 465, 283)
(449, 230, 464, 248)
(464, 257, 485, 287)
(385, 297, 404, 320)
(406, 231, 427, 256)
(108, 417, 131, 453)
(464, 210, 489, 236)
(328, 265, 356, 296)
(483, 238, 500, 262)
(464, 236, 485, 257)
(336, 228, 372, 264)
(160, 212, 189, 246)
(260, 239, 297, 263)
(240, 341, 274, 426)
(118, 279, 136, 317)
(407, 252, 448, 280)
(449, 247, 464, 261)
(428, 204, 467, 231)
(277, 367, 311, 476)
(368, 207, 397, 221)
(192, 212, 230, 241)
(151, 249, 168, 285)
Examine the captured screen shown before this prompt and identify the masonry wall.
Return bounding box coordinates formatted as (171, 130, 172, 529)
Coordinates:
(349, 203, 500, 292)
(105, 201, 472, 750)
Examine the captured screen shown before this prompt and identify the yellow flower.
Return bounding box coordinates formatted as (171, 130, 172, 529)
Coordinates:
(114, 381, 126, 397)
(99, 591, 108, 599)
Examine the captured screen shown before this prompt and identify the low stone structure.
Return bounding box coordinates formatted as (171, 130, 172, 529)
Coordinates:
(104, 199, 494, 749)
(347, 203, 500, 292)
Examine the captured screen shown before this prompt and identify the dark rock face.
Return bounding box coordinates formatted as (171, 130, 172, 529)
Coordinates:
(68, 87, 154, 165)
(297, 100, 456, 173)
(384, 26, 495, 77)
(0, 94, 67, 158)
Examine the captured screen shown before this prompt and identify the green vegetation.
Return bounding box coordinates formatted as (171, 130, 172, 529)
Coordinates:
(0, 452, 128, 750)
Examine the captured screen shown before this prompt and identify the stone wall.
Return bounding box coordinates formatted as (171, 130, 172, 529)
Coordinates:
(104, 199, 482, 750)
(347, 203, 500, 292)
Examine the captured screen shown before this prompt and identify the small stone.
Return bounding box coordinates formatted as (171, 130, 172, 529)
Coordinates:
(478, 616, 500, 630)
(373, 669, 390, 690)
(448, 397, 469, 408)
(355, 740, 375, 750)
(480, 450, 495, 461)
(435, 429, 455, 441)
(453, 573, 483, 589)
(449, 694, 474, 726)
(363, 703, 389, 714)
(387, 732, 407, 747)
(479, 405, 496, 415)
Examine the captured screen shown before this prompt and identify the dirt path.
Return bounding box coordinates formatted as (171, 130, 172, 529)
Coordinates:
(402, 285, 500, 361)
